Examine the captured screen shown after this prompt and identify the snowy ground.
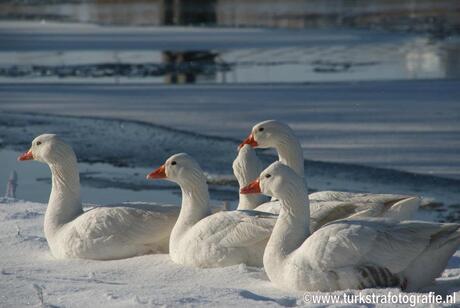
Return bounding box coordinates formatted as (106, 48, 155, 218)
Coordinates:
(1, 200, 459, 307)
(0, 111, 459, 307)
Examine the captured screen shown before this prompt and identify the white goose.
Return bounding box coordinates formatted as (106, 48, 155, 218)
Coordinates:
(233, 145, 269, 210)
(18, 134, 179, 260)
(233, 145, 419, 231)
(239, 120, 420, 220)
(147, 153, 276, 268)
(241, 162, 460, 292)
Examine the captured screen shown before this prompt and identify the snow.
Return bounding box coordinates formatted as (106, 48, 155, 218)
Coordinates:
(1, 200, 459, 307)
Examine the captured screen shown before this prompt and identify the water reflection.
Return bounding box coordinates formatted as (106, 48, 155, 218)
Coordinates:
(0, 50, 227, 84)
(405, 39, 444, 79)
(162, 50, 220, 84)
(1, 0, 459, 83)
(162, 0, 216, 25)
(1, 37, 459, 83)
(405, 38, 460, 79)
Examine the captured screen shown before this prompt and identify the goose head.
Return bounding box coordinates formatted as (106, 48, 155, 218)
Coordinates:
(239, 120, 296, 150)
(232, 144, 263, 186)
(241, 161, 304, 201)
(147, 153, 206, 187)
(17, 134, 76, 165)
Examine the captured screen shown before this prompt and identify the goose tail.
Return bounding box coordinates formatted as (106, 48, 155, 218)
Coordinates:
(403, 224, 460, 291)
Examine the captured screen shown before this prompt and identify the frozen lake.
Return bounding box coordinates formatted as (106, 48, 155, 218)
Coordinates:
(0, 22, 459, 83)
(1, 80, 459, 180)
(0, 22, 459, 209)
(0, 148, 181, 205)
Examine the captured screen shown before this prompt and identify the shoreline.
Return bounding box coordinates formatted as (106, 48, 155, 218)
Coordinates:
(1, 111, 459, 223)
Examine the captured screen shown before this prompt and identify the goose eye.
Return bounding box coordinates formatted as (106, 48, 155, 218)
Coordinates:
(36, 141, 42, 146)
(265, 174, 271, 178)
(258, 127, 264, 132)
(171, 161, 177, 166)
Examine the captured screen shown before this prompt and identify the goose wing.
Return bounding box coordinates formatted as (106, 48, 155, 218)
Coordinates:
(254, 200, 281, 214)
(195, 210, 277, 248)
(309, 191, 420, 221)
(303, 218, 440, 273)
(309, 201, 363, 232)
(309, 191, 409, 205)
(73, 203, 180, 246)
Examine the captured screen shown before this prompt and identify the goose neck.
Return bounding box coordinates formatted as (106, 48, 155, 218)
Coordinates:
(171, 176, 211, 242)
(45, 157, 83, 239)
(264, 185, 310, 266)
(275, 135, 305, 178)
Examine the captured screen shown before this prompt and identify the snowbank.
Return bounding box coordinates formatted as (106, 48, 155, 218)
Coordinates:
(0, 200, 459, 307)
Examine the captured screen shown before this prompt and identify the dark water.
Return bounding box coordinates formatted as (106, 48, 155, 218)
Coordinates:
(1, 38, 459, 83)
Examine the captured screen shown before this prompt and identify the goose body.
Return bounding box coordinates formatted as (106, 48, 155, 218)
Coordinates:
(147, 153, 276, 268)
(254, 197, 420, 233)
(167, 209, 275, 267)
(238, 120, 420, 220)
(18, 134, 179, 260)
(241, 162, 460, 292)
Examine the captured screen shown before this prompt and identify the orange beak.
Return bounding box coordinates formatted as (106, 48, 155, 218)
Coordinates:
(240, 179, 261, 194)
(18, 149, 33, 161)
(238, 133, 258, 150)
(146, 164, 166, 180)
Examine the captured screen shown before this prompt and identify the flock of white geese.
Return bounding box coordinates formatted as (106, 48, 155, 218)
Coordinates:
(17, 120, 460, 293)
